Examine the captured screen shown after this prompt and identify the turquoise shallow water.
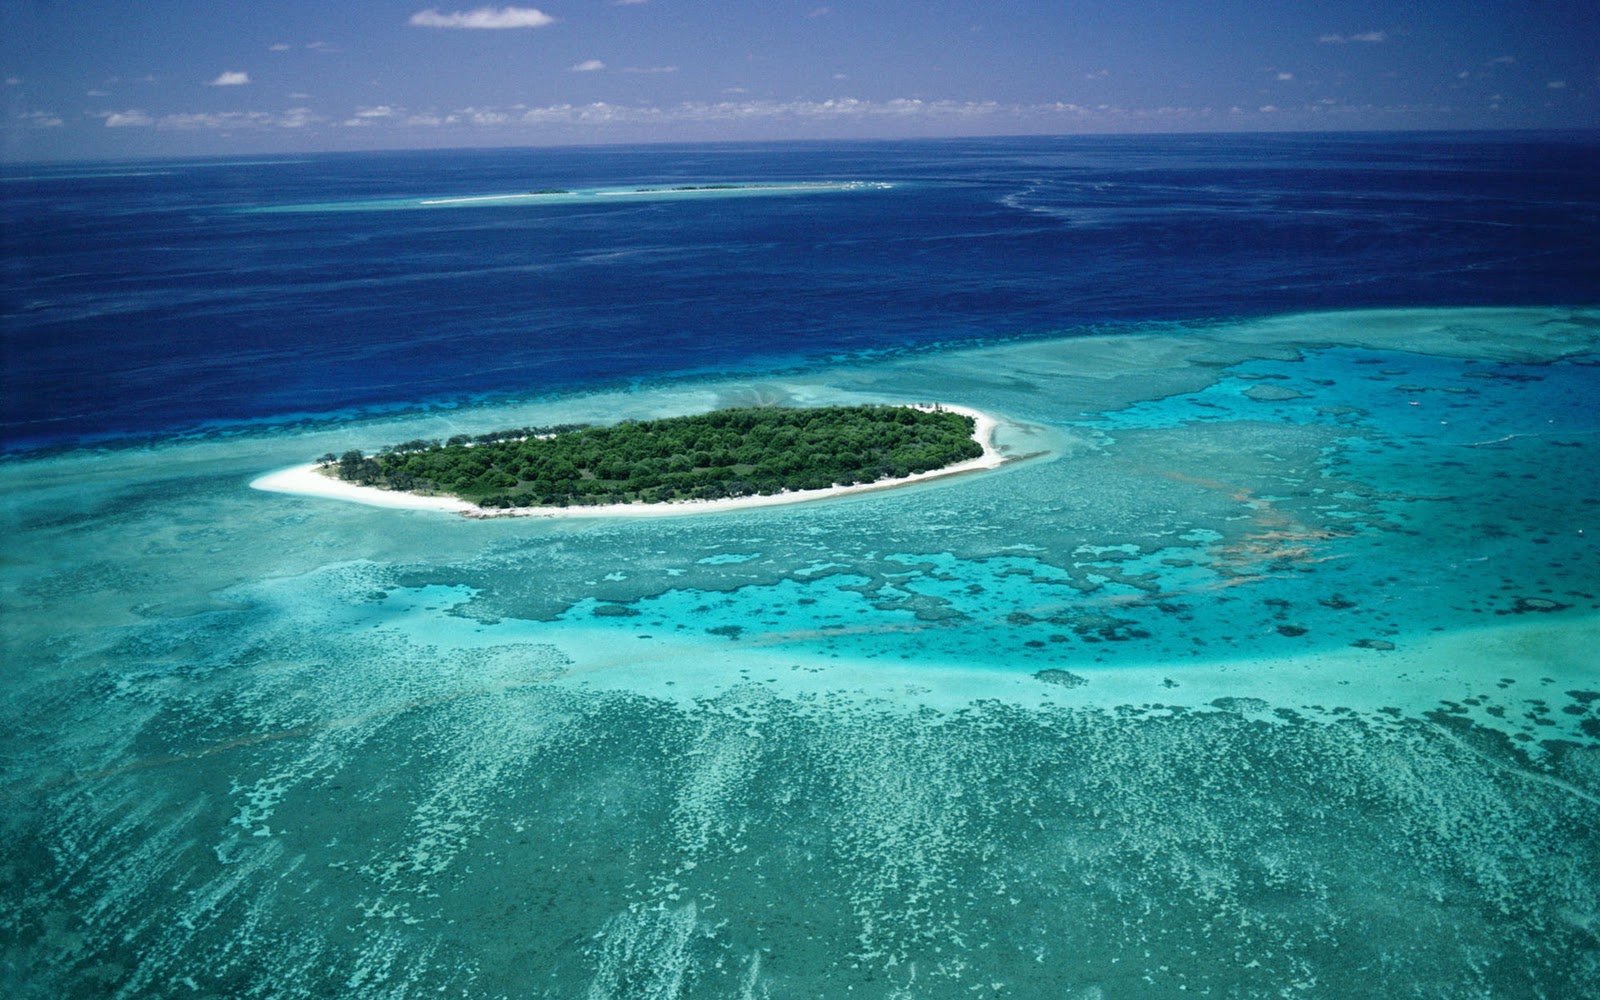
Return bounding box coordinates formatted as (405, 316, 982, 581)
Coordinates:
(2, 308, 1598, 997)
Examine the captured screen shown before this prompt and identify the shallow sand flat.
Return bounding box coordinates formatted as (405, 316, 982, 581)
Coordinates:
(357, 573, 1600, 749)
(253, 180, 892, 214)
(250, 404, 1007, 518)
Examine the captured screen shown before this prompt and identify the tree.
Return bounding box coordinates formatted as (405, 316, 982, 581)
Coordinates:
(337, 450, 364, 480)
(341, 404, 982, 508)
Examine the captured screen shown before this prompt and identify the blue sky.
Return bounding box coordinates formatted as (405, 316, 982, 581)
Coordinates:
(2, 1, 1595, 160)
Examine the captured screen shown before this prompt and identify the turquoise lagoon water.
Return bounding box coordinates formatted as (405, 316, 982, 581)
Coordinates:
(2, 307, 1597, 997)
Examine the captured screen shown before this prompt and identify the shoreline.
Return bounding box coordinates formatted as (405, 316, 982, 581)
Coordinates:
(250, 404, 1009, 518)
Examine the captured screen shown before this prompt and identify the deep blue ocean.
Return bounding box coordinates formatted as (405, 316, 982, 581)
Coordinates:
(5, 131, 1598, 451)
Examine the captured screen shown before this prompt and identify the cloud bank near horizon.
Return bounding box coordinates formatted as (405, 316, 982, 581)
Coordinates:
(4, 0, 1594, 160)
(74, 94, 1439, 142)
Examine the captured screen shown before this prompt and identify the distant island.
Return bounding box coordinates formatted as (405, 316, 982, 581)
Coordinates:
(317, 404, 987, 511)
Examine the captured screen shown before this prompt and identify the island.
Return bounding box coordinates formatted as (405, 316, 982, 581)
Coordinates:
(251, 404, 1006, 518)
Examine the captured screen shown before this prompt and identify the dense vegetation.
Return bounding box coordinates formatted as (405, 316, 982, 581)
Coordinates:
(323, 405, 982, 509)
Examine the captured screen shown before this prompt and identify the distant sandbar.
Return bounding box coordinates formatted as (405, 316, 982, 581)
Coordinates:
(251, 181, 894, 215)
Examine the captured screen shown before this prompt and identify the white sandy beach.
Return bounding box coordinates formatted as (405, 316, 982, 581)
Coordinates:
(251, 404, 1008, 518)
(250, 464, 481, 512)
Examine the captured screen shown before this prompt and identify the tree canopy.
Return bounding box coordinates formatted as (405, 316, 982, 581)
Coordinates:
(326, 405, 982, 509)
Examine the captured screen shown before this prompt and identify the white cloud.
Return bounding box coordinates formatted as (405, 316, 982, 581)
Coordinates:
(103, 109, 154, 127)
(809, 7, 832, 17)
(1547, 80, 1567, 89)
(1259, 104, 1279, 113)
(21, 110, 64, 127)
(508, 97, 1015, 128)
(623, 65, 678, 74)
(1085, 69, 1109, 80)
(274, 95, 1271, 137)
(87, 88, 111, 97)
(409, 6, 554, 29)
(207, 71, 251, 86)
(95, 108, 323, 130)
(6, 76, 23, 86)
(571, 59, 606, 72)
(148, 109, 322, 130)
(269, 43, 291, 52)
(161, 112, 265, 130)
(1276, 71, 1294, 81)
(1320, 31, 1387, 44)
(1487, 55, 1516, 66)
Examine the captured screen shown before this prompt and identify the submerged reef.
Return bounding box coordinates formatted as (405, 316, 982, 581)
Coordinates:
(2, 307, 1596, 997)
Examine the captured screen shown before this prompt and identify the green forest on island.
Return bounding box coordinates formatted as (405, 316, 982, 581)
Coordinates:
(323, 405, 983, 508)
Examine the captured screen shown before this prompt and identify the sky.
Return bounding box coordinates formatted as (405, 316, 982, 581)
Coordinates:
(1, 1, 1596, 161)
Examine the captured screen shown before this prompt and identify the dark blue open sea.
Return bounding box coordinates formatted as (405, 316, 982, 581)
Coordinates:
(6, 132, 1597, 450)
(2, 134, 1599, 998)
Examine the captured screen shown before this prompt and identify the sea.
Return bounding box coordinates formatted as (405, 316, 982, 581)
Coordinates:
(1, 132, 1597, 998)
